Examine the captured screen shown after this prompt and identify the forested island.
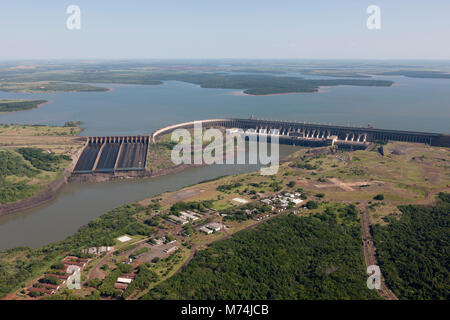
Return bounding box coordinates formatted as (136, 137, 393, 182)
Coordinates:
(0, 99, 47, 113)
(0, 65, 394, 95)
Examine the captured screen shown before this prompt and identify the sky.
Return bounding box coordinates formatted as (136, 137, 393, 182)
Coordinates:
(0, 0, 449, 60)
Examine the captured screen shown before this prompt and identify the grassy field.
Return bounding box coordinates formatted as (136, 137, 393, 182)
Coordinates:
(0, 81, 108, 93)
(142, 141, 450, 225)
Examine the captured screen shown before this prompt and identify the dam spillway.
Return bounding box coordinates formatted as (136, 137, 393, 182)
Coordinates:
(73, 136, 149, 174)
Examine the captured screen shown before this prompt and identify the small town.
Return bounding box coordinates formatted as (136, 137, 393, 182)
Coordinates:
(19, 187, 306, 299)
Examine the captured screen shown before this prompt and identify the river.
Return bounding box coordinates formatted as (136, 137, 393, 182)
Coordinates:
(0, 145, 298, 249)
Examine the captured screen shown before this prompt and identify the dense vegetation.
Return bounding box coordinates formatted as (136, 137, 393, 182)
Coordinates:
(372, 193, 450, 300)
(0, 149, 39, 178)
(0, 148, 71, 204)
(0, 99, 47, 112)
(122, 263, 159, 299)
(143, 210, 378, 300)
(0, 149, 40, 203)
(146, 73, 394, 95)
(378, 70, 450, 79)
(17, 147, 70, 171)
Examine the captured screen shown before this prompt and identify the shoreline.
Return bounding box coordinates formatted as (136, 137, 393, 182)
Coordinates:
(0, 99, 53, 114)
(230, 88, 325, 96)
(0, 145, 295, 218)
(0, 138, 86, 218)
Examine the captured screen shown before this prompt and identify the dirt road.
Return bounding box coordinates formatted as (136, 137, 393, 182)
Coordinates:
(360, 209, 398, 300)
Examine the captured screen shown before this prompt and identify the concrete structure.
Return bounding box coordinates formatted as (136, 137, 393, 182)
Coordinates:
(82, 246, 113, 255)
(180, 211, 199, 221)
(167, 215, 189, 225)
(117, 235, 132, 243)
(117, 277, 133, 284)
(206, 222, 223, 232)
(164, 246, 178, 254)
(253, 213, 270, 221)
(73, 135, 149, 174)
(152, 118, 450, 148)
(199, 226, 213, 234)
(232, 197, 249, 204)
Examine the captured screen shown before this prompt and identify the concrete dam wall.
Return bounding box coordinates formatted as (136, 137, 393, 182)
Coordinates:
(73, 136, 150, 174)
(152, 118, 450, 148)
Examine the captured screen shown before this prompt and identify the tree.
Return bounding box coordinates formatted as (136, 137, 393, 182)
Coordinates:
(306, 201, 319, 209)
(373, 194, 384, 201)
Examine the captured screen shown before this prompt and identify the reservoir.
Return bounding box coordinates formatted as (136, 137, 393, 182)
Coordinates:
(0, 76, 449, 135)
(0, 75, 449, 250)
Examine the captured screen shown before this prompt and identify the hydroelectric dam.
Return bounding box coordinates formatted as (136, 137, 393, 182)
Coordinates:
(72, 118, 450, 176)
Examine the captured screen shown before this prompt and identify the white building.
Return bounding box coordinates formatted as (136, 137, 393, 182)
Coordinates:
(167, 215, 189, 225)
(117, 277, 133, 284)
(206, 222, 223, 232)
(180, 211, 199, 221)
(164, 246, 178, 254)
(199, 226, 213, 234)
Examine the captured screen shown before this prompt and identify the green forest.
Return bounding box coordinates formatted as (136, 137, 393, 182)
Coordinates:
(17, 147, 70, 172)
(143, 208, 379, 300)
(0, 149, 40, 204)
(0, 148, 70, 204)
(372, 193, 450, 300)
(0, 99, 47, 112)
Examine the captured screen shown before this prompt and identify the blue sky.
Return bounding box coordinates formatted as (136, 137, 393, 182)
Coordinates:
(0, 0, 449, 60)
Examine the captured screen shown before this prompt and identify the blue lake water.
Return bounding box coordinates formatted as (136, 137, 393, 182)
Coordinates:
(1, 76, 449, 135)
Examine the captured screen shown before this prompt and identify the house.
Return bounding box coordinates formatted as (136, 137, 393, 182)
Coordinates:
(253, 213, 270, 221)
(153, 237, 165, 245)
(199, 226, 213, 234)
(164, 246, 178, 254)
(261, 199, 272, 205)
(284, 193, 295, 198)
(114, 282, 129, 290)
(62, 256, 89, 268)
(186, 210, 201, 216)
(117, 277, 133, 284)
(180, 211, 199, 221)
(167, 215, 189, 225)
(206, 222, 223, 232)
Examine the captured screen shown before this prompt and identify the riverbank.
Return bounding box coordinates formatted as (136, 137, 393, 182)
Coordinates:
(0, 99, 49, 113)
(0, 138, 86, 217)
(0, 125, 85, 217)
